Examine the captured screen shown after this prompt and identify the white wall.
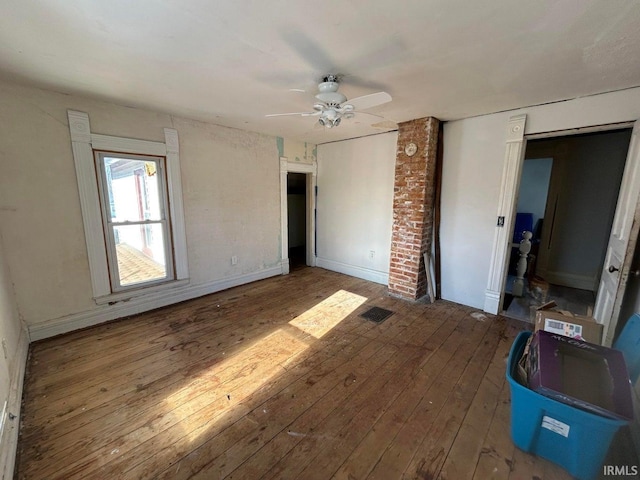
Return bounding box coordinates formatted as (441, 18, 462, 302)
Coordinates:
(316, 132, 397, 284)
(441, 87, 640, 309)
(0, 231, 29, 480)
(0, 80, 287, 337)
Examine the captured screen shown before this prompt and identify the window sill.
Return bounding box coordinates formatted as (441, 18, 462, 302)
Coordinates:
(93, 278, 190, 305)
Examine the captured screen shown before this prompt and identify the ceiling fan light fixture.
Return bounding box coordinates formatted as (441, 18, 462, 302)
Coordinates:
(267, 74, 392, 130)
(318, 117, 341, 128)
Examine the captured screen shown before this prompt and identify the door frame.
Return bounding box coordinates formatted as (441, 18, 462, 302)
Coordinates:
(595, 121, 640, 345)
(484, 117, 637, 321)
(483, 114, 528, 314)
(280, 157, 317, 274)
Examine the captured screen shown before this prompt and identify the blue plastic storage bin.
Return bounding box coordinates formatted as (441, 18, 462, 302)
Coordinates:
(614, 313, 640, 384)
(507, 331, 630, 480)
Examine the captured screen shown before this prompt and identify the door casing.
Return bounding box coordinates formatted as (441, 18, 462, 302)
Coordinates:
(485, 117, 639, 345)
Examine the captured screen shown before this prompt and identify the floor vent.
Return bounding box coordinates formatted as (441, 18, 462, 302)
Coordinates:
(360, 306, 394, 324)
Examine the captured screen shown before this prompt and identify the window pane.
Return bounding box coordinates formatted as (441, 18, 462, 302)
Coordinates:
(113, 223, 167, 286)
(102, 157, 163, 222)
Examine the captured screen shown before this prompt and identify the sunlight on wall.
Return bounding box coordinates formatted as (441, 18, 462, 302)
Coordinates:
(288, 289, 368, 338)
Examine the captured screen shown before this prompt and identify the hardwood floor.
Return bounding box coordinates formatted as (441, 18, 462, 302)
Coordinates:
(503, 279, 595, 323)
(16, 267, 628, 479)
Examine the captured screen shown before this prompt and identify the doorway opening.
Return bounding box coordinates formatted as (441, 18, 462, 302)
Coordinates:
(287, 172, 308, 270)
(502, 128, 633, 322)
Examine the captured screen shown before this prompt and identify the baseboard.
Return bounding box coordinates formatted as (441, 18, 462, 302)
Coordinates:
(281, 258, 290, 275)
(483, 289, 501, 315)
(0, 324, 29, 480)
(543, 271, 596, 292)
(315, 258, 388, 285)
(29, 265, 283, 341)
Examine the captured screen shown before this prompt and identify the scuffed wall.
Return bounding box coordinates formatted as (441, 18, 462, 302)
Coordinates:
(0, 80, 289, 331)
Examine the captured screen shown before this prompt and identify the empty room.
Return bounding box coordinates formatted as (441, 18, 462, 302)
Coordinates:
(1, 1, 640, 479)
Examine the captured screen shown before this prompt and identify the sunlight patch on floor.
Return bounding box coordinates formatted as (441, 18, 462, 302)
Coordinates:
(163, 328, 309, 443)
(162, 289, 367, 446)
(288, 289, 368, 338)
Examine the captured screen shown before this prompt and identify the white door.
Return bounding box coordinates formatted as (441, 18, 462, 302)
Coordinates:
(594, 120, 640, 346)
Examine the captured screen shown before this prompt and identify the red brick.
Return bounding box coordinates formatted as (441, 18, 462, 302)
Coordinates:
(388, 116, 440, 300)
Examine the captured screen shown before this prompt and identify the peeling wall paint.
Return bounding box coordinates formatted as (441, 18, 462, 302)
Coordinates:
(282, 139, 317, 164)
(276, 136, 284, 157)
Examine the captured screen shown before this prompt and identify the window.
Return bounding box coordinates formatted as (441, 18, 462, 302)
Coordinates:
(95, 152, 174, 291)
(68, 110, 188, 303)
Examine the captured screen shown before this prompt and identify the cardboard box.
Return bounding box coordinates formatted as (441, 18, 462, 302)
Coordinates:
(534, 309, 603, 345)
(527, 330, 634, 421)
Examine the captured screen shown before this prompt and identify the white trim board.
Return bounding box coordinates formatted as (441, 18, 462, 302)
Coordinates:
(484, 114, 528, 314)
(67, 110, 189, 300)
(316, 258, 389, 285)
(29, 265, 283, 341)
(280, 157, 318, 272)
(0, 325, 29, 480)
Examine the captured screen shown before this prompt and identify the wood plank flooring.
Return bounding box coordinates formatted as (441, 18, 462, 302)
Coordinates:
(15, 268, 633, 479)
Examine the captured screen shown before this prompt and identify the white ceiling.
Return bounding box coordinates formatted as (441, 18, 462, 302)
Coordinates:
(1, 0, 639, 144)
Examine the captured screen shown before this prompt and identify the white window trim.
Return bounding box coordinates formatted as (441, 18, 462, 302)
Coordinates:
(68, 110, 189, 304)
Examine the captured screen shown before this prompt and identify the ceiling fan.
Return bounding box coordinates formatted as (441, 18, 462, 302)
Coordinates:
(266, 75, 392, 128)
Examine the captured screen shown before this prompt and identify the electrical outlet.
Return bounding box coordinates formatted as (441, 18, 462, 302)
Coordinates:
(231, 255, 238, 266)
(369, 250, 375, 260)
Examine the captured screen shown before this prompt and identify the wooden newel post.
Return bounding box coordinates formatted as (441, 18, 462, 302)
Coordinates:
(512, 231, 532, 297)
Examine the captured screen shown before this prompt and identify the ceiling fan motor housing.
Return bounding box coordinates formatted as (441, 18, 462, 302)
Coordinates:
(315, 91, 347, 106)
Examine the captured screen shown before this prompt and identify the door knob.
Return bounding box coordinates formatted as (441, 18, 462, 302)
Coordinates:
(608, 265, 620, 273)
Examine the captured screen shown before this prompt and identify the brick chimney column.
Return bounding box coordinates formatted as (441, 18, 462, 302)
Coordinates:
(388, 117, 440, 300)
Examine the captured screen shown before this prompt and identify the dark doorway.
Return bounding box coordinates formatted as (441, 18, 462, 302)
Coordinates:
(287, 172, 307, 269)
(504, 128, 632, 321)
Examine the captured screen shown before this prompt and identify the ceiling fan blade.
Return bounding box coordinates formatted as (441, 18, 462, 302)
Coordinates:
(265, 112, 317, 117)
(345, 92, 392, 111)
